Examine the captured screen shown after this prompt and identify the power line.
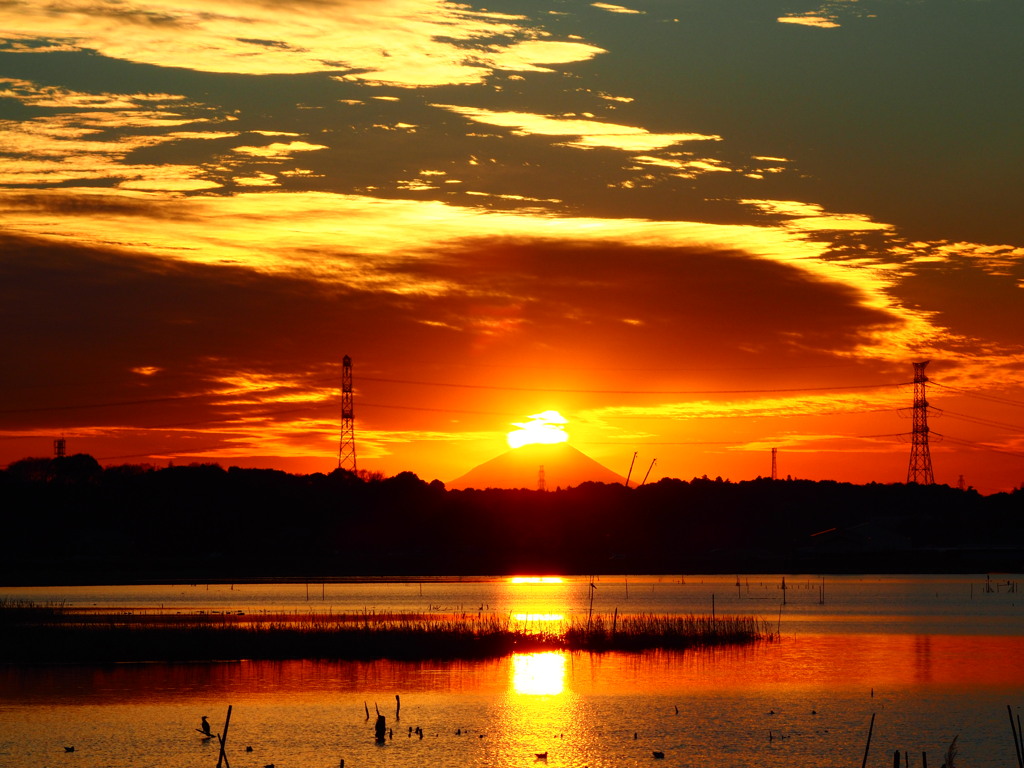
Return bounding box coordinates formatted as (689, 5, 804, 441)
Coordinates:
(0, 379, 911, 418)
(0, 392, 210, 415)
(581, 432, 906, 446)
(931, 381, 1024, 408)
(942, 409, 1024, 433)
(938, 434, 1024, 461)
(358, 375, 910, 396)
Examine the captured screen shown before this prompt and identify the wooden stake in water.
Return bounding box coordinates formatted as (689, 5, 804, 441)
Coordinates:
(216, 705, 232, 768)
(587, 577, 596, 630)
(861, 712, 876, 768)
(1008, 704, 1023, 768)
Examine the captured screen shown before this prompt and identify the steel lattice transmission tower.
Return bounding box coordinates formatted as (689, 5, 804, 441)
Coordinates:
(338, 355, 357, 473)
(907, 360, 935, 484)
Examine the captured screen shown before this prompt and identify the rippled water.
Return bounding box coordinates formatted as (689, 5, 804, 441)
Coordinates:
(2, 574, 1022, 768)
(4, 573, 1021, 634)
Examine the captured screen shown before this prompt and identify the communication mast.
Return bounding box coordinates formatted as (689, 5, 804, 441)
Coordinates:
(338, 355, 357, 473)
(906, 360, 935, 484)
(538, 465, 546, 492)
(54, 436, 66, 458)
(771, 447, 778, 480)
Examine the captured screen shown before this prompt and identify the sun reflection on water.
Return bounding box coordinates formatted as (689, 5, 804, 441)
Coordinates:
(511, 652, 566, 696)
(511, 613, 565, 634)
(489, 651, 588, 766)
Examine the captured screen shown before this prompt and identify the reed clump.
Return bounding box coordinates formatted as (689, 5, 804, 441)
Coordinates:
(565, 612, 772, 651)
(0, 601, 772, 663)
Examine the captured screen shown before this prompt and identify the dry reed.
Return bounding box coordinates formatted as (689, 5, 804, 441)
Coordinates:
(0, 600, 773, 663)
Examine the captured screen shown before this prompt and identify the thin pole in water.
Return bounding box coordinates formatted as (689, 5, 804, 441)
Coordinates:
(1008, 704, 1023, 768)
(861, 713, 876, 768)
(587, 577, 597, 630)
(216, 705, 232, 768)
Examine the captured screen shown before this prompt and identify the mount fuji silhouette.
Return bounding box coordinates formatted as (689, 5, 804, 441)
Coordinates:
(448, 443, 628, 490)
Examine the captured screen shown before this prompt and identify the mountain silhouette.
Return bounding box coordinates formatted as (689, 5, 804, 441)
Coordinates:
(448, 443, 627, 490)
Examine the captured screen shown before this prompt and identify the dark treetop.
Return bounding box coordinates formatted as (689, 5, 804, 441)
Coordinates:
(2, 454, 1021, 584)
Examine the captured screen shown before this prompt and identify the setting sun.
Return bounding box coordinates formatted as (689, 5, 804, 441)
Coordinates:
(507, 411, 569, 449)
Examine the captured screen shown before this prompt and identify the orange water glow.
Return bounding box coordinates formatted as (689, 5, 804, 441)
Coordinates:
(7, 634, 1022, 704)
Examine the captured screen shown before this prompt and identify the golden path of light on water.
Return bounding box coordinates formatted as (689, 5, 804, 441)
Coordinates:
(511, 652, 567, 696)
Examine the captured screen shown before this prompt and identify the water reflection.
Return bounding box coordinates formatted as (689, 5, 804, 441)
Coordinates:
(493, 651, 584, 766)
(511, 652, 566, 696)
(5, 574, 1021, 638)
(3, 636, 1024, 768)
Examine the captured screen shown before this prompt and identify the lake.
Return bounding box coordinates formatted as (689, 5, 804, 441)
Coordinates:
(1, 575, 1022, 768)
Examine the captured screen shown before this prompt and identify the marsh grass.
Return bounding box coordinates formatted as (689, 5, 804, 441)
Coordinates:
(565, 612, 769, 651)
(0, 600, 773, 663)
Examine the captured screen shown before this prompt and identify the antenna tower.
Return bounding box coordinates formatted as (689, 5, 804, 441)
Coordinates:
(54, 436, 66, 458)
(538, 465, 546, 492)
(771, 447, 778, 480)
(338, 355, 357, 473)
(906, 360, 934, 484)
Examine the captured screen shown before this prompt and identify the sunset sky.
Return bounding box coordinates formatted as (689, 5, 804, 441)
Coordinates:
(2, 0, 1023, 492)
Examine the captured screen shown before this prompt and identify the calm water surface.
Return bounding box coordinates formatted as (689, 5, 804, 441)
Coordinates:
(2, 575, 1022, 768)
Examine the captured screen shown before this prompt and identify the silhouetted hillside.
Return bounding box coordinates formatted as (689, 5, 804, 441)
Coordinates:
(1, 455, 1021, 584)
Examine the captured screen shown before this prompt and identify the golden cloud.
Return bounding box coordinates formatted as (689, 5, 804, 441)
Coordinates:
(433, 104, 721, 152)
(2, 0, 603, 86)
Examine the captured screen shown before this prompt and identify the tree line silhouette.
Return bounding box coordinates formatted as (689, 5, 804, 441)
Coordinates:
(2, 454, 1021, 584)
